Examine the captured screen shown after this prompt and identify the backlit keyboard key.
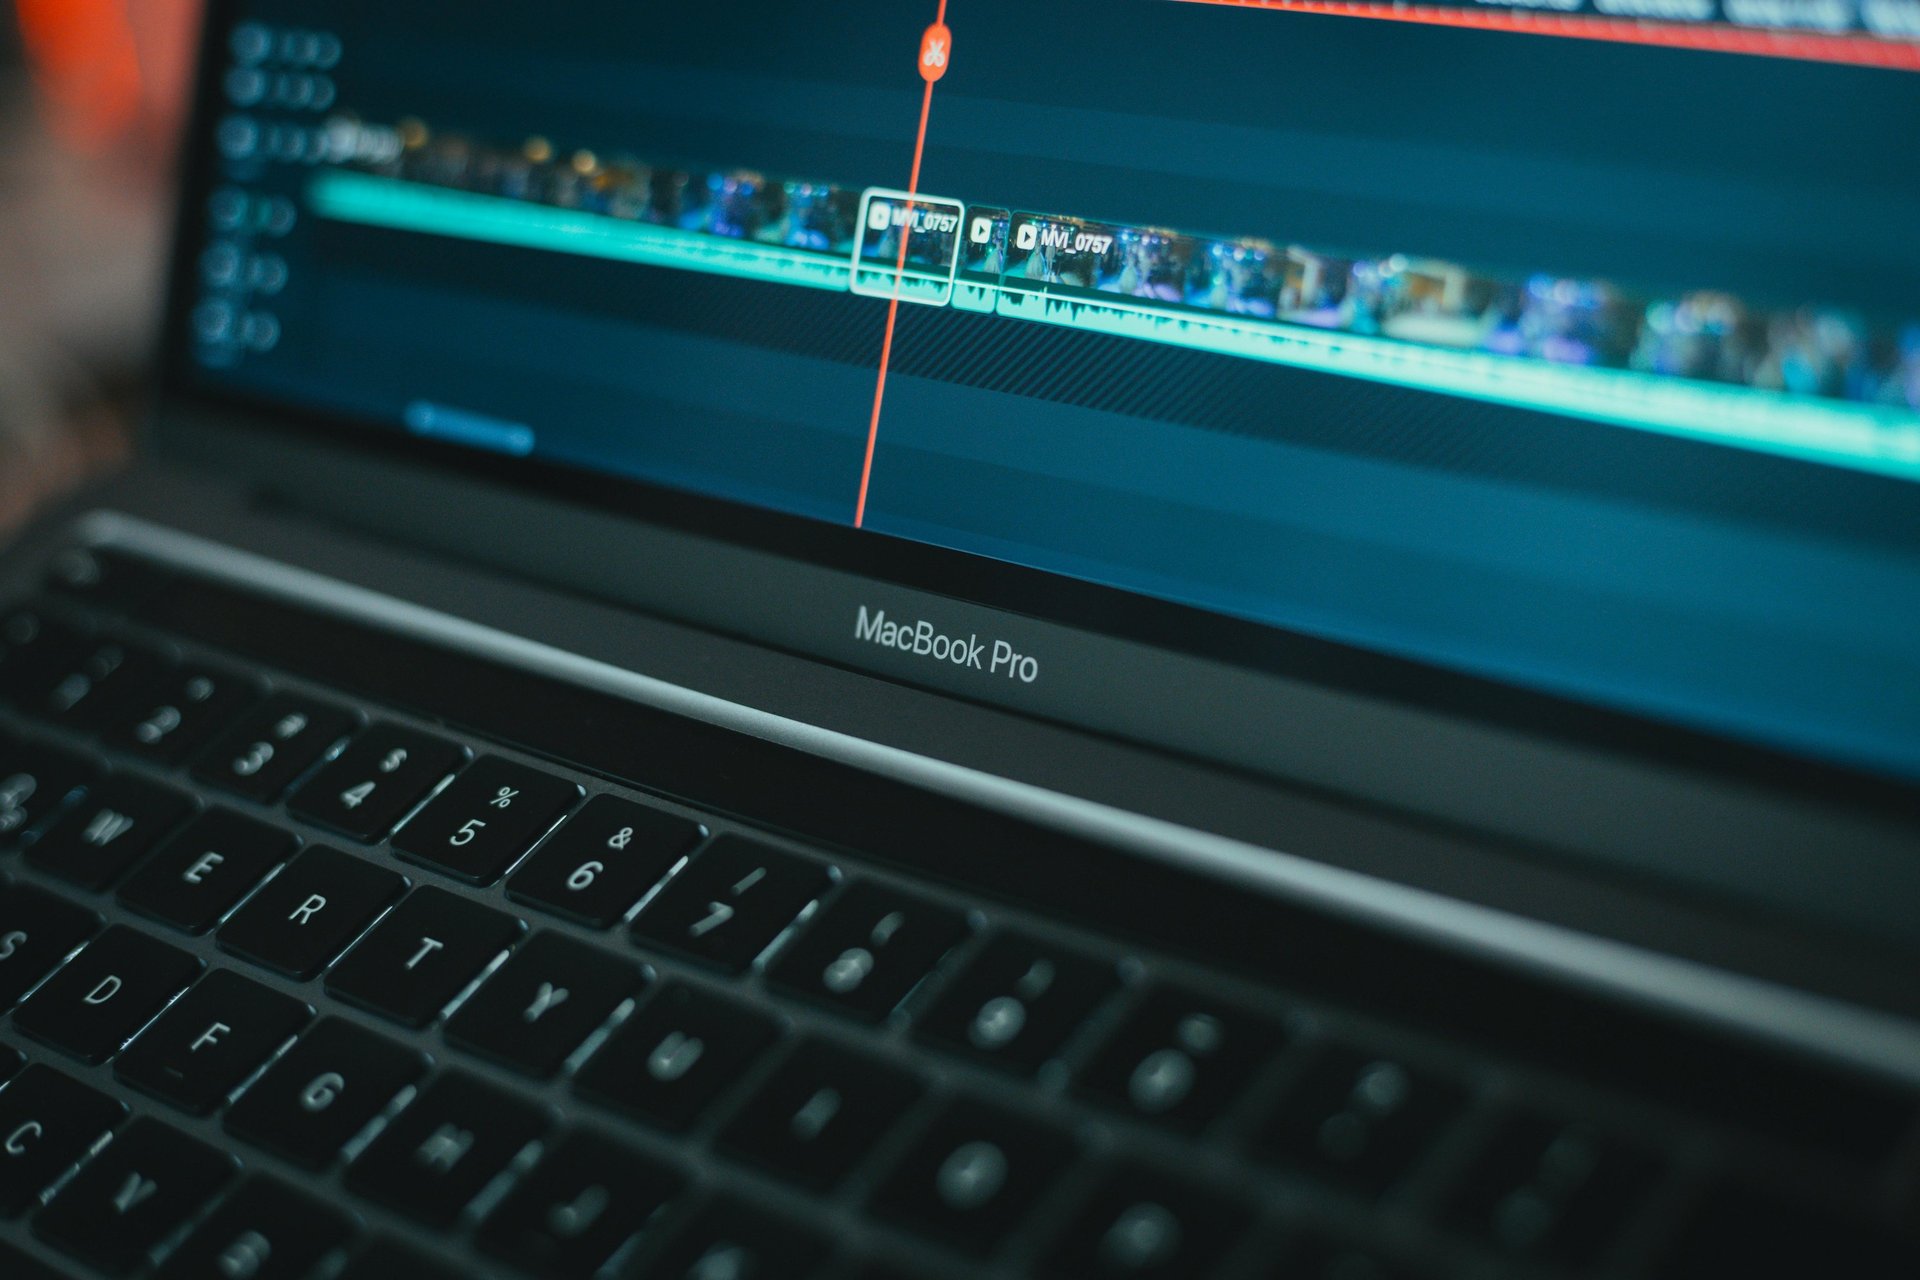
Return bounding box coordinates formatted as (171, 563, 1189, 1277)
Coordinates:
(13, 925, 202, 1064)
(1255, 1041, 1466, 1196)
(0, 739, 97, 843)
(118, 808, 296, 934)
(1077, 988, 1284, 1134)
(575, 981, 780, 1132)
(115, 969, 311, 1115)
(224, 1017, 427, 1170)
(872, 1096, 1078, 1257)
(326, 886, 522, 1027)
(28, 638, 170, 733)
(154, 1175, 356, 1280)
(718, 1037, 923, 1191)
(289, 722, 466, 842)
(391, 755, 577, 883)
(192, 694, 358, 802)
(917, 932, 1118, 1075)
(344, 1071, 550, 1228)
(444, 930, 643, 1078)
(34, 1117, 235, 1274)
(217, 846, 405, 980)
(0, 1065, 126, 1216)
(478, 1131, 684, 1277)
(1040, 1164, 1250, 1279)
(768, 881, 968, 1022)
(0, 884, 100, 1009)
(1442, 1112, 1659, 1264)
(506, 794, 702, 927)
(26, 772, 194, 890)
(104, 663, 259, 765)
(631, 836, 830, 973)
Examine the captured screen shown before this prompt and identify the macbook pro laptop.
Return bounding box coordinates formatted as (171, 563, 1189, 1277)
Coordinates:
(1, 0, 1919, 1275)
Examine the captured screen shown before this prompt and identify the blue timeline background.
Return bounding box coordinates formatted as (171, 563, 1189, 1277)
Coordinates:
(197, 0, 1920, 777)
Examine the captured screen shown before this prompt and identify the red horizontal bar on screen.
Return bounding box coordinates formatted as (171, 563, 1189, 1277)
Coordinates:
(1173, 0, 1920, 72)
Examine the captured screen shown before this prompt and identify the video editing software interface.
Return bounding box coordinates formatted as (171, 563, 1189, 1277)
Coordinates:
(178, 0, 1920, 778)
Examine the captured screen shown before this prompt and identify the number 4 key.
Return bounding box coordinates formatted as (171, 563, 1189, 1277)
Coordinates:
(290, 724, 467, 843)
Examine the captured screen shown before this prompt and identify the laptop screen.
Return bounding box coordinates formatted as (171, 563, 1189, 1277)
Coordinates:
(166, 0, 1920, 781)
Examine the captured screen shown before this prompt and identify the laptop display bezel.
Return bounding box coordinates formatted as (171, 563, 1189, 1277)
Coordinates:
(139, 0, 1920, 971)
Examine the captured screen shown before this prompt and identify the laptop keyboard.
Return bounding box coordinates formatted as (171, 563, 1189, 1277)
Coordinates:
(0, 547, 1913, 1279)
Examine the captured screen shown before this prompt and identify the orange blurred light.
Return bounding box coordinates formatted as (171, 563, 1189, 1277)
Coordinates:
(18, 0, 149, 151)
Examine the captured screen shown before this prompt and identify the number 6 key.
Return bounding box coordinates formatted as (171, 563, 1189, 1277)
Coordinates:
(507, 795, 706, 928)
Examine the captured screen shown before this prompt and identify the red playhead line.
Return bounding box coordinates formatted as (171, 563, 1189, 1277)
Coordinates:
(1174, 0, 1920, 72)
(857, 1, 952, 529)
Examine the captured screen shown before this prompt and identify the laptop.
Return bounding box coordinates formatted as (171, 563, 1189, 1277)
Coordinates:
(1, 0, 1918, 1275)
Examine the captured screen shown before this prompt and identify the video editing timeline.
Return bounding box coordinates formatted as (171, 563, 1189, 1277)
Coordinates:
(304, 126, 1920, 485)
(179, 2, 1920, 775)
(852, 190, 966, 307)
(1174, 0, 1920, 70)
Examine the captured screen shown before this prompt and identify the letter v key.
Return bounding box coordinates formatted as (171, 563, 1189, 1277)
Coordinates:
(113, 1171, 159, 1214)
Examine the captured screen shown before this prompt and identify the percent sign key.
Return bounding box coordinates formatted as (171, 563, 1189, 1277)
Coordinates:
(395, 758, 580, 883)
